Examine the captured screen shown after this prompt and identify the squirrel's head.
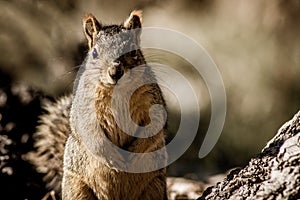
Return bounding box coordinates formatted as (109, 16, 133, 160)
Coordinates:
(82, 10, 145, 85)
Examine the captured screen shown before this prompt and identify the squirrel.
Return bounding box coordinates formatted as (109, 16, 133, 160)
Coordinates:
(26, 10, 168, 199)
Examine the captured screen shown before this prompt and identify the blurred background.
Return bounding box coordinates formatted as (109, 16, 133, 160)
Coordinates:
(0, 0, 299, 199)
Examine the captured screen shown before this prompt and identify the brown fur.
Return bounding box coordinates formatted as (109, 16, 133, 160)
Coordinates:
(27, 10, 168, 199)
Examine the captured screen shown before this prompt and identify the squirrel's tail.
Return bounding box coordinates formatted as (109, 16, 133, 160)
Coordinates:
(25, 95, 72, 194)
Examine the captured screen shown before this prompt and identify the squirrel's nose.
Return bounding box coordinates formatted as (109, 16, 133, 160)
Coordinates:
(108, 61, 124, 81)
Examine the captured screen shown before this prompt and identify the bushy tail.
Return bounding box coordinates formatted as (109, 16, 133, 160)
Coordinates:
(25, 95, 72, 194)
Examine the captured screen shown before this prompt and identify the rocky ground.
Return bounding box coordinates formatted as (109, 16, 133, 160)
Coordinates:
(199, 111, 300, 200)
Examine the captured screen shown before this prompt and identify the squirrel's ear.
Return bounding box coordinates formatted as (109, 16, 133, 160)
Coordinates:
(124, 10, 142, 29)
(83, 14, 102, 49)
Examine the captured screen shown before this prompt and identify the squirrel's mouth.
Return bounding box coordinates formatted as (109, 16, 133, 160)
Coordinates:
(105, 63, 125, 85)
(108, 67, 124, 81)
(105, 67, 136, 86)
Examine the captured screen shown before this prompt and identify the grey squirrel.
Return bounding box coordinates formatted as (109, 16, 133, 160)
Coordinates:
(27, 10, 168, 200)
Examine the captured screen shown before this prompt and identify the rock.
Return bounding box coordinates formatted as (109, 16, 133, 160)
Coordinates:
(199, 111, 300, 200)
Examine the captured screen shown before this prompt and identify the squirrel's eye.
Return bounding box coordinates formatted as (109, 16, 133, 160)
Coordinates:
(92, 48, 98, 59)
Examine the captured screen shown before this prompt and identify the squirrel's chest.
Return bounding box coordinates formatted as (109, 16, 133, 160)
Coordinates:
(94, 84, 153, 134)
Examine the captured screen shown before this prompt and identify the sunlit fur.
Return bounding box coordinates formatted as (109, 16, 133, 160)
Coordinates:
(22, 10, 168, 200)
